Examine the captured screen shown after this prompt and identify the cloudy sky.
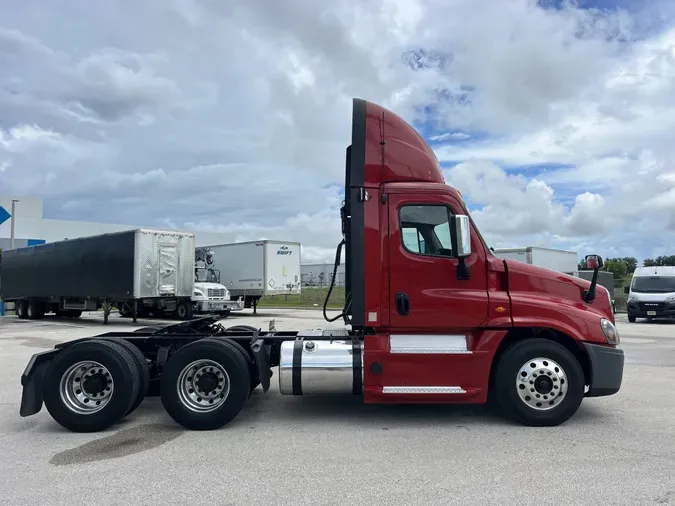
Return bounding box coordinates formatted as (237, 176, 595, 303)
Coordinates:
(1, 0, 674, 263)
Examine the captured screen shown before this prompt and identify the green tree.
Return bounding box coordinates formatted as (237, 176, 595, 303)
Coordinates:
(604, 259, 627, 280)
(620, 257, 638, 273)
(644, 255, 675, 267)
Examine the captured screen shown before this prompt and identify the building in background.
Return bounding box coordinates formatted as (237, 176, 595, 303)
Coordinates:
(0, 195, 236, 250)
(301, 262, 345, 287)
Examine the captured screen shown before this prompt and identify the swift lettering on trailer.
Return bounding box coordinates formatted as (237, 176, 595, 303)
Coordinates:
(16, 98, 624, 434)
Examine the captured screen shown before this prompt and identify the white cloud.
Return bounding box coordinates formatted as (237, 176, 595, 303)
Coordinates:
(0, 0, 674, 262)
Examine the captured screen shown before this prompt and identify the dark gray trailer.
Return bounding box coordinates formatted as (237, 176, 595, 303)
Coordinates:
(0, 228, 196, 322)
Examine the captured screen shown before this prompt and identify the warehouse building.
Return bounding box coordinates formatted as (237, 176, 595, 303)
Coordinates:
(301, 262, 346, 287)
(0, 195, 235, 250)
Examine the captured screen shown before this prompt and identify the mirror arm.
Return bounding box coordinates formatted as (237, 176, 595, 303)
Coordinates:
(457, 257, 470, 281)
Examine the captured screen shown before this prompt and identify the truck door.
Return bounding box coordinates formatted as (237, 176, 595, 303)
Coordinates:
(388, 193, 489, 331)
(158, 243, 178, 296)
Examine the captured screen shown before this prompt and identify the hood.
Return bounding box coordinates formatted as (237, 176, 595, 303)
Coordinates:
(194, 282, 229, 292)
(504, 258, 613, 320)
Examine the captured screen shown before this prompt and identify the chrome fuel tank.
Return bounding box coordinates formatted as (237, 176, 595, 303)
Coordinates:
(278, 335, 363, 395)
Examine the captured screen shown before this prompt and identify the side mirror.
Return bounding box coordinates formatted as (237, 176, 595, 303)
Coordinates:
(451, 215, 471, 258)
(585, 254, 603, 270)
(450, 215, 471, 281)
(624, 285, 630, 294)
(583, 254, 603, 303)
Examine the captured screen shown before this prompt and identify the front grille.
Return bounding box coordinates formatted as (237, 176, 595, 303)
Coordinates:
(638, 302, 665, 310)
(208, 288, 225, 298)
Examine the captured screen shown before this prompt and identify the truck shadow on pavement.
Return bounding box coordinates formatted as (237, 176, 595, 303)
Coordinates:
(229, 389, 604, 430)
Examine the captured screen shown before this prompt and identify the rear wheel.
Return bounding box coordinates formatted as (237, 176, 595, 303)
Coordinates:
(27, 301, 45, 320)
(42, 339, 140, 432)
(16, 301, 27, 319)
(211, 337, 257, 395)
(99, 338, 150, 416)
(493, 338, 585, 427)
(176, 300, 193, 320)
(160, 338, 251, 430)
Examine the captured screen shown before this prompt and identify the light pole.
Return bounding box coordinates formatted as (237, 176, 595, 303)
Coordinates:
(9, 199, 19, 249)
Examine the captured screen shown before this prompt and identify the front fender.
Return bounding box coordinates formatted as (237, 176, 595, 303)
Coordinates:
(509, 292, 608, 346)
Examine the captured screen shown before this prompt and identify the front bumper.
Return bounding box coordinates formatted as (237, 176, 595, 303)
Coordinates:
(195, 299, 245, 313)
(583, 342, 624, 397)
(627, 301, 675, 318)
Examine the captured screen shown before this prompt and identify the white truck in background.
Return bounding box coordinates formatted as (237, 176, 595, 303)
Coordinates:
(493, 246, 578, 274)
(205, 240, 302, 313)
(192, 247, 244, 317)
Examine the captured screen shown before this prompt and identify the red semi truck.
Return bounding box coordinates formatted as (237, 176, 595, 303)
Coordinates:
(18, 98, 623, 432)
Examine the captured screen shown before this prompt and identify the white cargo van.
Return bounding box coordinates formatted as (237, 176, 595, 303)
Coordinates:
(624, 266, 675, 322)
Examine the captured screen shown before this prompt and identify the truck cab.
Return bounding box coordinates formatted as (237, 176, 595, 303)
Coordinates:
(625, 266, 675, 322)
(339, 98, 623, 425)
(193, 247, 243, 316)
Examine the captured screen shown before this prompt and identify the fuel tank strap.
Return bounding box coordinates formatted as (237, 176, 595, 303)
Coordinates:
(292, 337, 303, 395)
(352, 340, 362, 395)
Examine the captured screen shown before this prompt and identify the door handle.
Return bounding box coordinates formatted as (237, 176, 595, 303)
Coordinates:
(395, 292, 410, 316)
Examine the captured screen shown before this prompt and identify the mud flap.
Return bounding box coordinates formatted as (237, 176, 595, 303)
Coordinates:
(20, 349, 60, 417)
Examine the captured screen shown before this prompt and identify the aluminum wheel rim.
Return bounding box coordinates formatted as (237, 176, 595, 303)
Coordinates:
(177, 359, 230, 413)
(59, 361, 114, 414)
(516, 357, 568, 411)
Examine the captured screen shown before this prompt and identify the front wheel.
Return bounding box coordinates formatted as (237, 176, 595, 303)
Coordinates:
(492, 338, 585, 427)
(628, 314, 636, 323)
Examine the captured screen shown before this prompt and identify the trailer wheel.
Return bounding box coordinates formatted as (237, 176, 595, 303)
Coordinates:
(492, 338, 585, 427)
(27, 301, 44, 320)
(99, 338, 150, 416)
(42, 339, 140, 432)
(160, 338, 251, 430)
(176, 300, 193, 320)
(16, 301, 27, 319)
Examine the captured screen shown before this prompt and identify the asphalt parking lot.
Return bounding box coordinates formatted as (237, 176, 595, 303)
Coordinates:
(1, 310, 674, 505)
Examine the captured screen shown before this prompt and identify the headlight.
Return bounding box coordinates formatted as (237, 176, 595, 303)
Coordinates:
(194, 290, 203, 297)
(600, 318, 620, 345)
(628, 295, 639, 303)
(665, 295, 675, 303)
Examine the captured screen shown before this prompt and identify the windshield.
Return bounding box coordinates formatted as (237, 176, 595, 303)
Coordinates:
(195, 268, 220, 283)
(631, 276, 675, 293)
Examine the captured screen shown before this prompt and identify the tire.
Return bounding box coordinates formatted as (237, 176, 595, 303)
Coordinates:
(226, 325, 260, 333)
(67, 310, 82, 318)
(99, 338, 150, 416)
(176, 300, 193, 320)
(27, 302, 44, 320)
(133, 326, 163, 333)
(492, 338, 585, 427)
(160, 338, 251, 430)
(16, 301, 27, 319)
(628, 315, 636, 323)
(42, 339, 140, 432)
(211, 337, 257, 395)
(219, 310, 231, 318)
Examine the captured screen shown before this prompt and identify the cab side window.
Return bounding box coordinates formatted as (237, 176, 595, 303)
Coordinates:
(400, 204, 455, 257)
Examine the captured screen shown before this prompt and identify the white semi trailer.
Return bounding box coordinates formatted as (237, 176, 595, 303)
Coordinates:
(493, 246, 578, 274)
(205, 240, 302, 313)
